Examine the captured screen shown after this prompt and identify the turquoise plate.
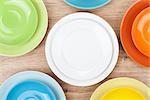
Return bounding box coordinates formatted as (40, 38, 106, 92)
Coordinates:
(64, 0, 111, 9)
(6, 80, 56, 100)
(0, 71, 66, 100)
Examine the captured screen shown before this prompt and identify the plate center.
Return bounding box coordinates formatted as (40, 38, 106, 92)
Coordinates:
(2, 10, 21, 28)
(62, 29, 104, 70)
(101, 87, 145, 100)
(52, 18, 113, 80)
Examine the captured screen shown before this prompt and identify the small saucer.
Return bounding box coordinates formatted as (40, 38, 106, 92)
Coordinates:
(64, 0, 111, 9)
(90, 77, 150, 100)
(0, 71, 66, 100)
(6, 80, 56, 100)
(0, 0, 38, 46)
(132, 7, 150, 57)
(0, 0, 48, 57)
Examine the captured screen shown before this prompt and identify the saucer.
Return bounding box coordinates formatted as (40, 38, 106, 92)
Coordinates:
(0, 0, 48, 57)
(64, 0, 111, 9)
(120, 0, 150, 67)
(90, 77, 150, 100)
(6, 80, 56, 100)
(132, 7, 150, 57)
(45, 12, 119, 86)
(0, 0, 38, 46)
(0, 71, 66, 100)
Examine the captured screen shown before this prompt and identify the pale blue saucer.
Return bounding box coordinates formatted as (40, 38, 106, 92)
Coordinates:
(64, 0, 111, 9)
(0, 71, 66, 100)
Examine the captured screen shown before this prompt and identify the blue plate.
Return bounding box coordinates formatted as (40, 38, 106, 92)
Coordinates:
(0, 71, 66, 100)
(64, 0, 111, 9)
(6, 80, 56, 100)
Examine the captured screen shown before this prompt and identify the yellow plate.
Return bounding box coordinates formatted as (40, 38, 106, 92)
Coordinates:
(90, 77, 150, 100)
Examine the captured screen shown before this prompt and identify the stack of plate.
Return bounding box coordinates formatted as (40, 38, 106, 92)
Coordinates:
(45, 12, 119, 86)
(0, 71, 66, 100)
(0, 0, 48, 56)
(64, 0, 111, 9)
(120, 0, 150, 67)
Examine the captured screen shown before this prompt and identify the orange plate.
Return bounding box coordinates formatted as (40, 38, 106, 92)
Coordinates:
(120, 0, 150, 67)
(132, 7, 150, 57)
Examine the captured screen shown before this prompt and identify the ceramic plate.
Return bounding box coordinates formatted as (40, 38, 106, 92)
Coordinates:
(120, 0, 150, 67)
(6, 80, 56, 100)
(0, 0, 38, 46)
(64, 0, 111, 9)
(132, 7, 150, 57)
(45, 12, 119, 86)
(0, 0, 48, 57)
(90, 77, 150, 100)
(0, 71, 66, 100)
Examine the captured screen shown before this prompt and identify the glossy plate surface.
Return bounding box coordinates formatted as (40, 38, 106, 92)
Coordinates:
(132, 7, 150, 57)
(64, 0, 111, 9)
(46, 13, 119, 86)
(0, 0, 38, 46)
(0, 71, 66, 100)
(0, 0, 48, 56)
(6, 80, 56, 100)
(90, 77, 150, 100)
(120, 0, 150, 67)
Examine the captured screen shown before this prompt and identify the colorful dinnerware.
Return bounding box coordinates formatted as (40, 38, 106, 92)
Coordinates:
(45, 12, 119, 86)
(120, 0, 150, 67)
(64, 0, 111, 9)
(90, 77, 150, 100)
(132, 7, 150, 57)
(0, 71, 66, 100)
(0, 0, 48, 57)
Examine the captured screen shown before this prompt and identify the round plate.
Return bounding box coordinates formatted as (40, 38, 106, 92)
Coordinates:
(45, 12, 119, 86)
(64, 0, 111, 9)
(6, 80, 56, 100)
(90, 77, 150, 100)
(120, 0, 150, 67)
(0, 71, 66, 100)
(0, 0, 48, 57)
(0, 0, 38, 46)
(132, 7, 150, 57)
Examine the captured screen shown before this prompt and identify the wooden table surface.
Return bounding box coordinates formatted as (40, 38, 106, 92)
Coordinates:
(0, 0, 149, 100)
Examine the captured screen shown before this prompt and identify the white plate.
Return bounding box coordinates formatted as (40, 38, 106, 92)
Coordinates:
(0, 71, 66, 100)
(45, 12, 119, 86)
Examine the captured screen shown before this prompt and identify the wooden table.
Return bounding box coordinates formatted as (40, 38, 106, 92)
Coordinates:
(0, 0, 149, 100)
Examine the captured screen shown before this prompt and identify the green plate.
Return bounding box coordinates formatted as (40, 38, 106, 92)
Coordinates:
(0, 0, 38, 46)
(0, 0, 48, 56)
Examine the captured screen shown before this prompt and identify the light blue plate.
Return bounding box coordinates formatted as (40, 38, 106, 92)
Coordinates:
(64, 0, 111, 9)
(0, 71, 66, 100)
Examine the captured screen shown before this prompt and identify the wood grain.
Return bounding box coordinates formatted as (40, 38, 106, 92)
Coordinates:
(0, 0, 149, 100)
